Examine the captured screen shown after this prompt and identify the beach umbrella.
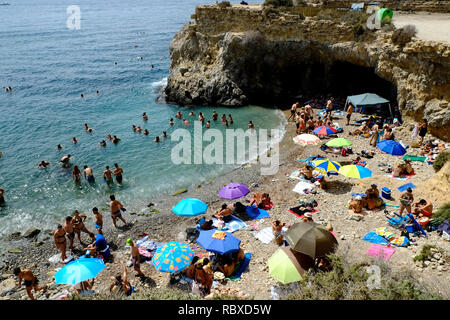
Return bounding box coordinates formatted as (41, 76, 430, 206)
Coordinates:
(172, 198, 208, 217)
(377, 140, 406, 156)
(313, 126, 337, 136)
(310, 158, 341, 174)
(326, 138, 352, 148)
(152, 241, 194, 273)
(268, 247, 314, 284)
(292, 134, 320, 146)
(338, 164, 372, 179)
(285, 223, 338, 259)
(196, 229, 241, 255)
(54, 258, 106, 285)
(218, 183, 250, 200)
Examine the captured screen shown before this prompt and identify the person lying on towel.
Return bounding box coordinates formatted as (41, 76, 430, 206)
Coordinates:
(214, 204, 233, 223)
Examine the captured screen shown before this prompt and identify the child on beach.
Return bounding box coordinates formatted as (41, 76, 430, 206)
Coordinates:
(92, 207, 103, 234)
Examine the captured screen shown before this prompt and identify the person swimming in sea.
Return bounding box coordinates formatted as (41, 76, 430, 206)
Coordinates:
(72, 165, 82, 184)
(221, 114, 227, 123)
(80, 93, 84, 98)
(106, 134, 113, 140)
(84, 123, 89, 131)
(83, 165, 95, 183)
(189, 111, 194, 117)
(136, 126, 142, 133)
(175, 111, 182, 119)
(183, 118, 190, 126)
(61, 154, 71, 168)
(248, 121, 255, 129)
(224, 119, 229, 128)
(212, 110, 218, 121)
(72, 137, 79, 144)
(169, 118, 174, 126)
(57, 144, 63, 150)
(205, 121, 211, 128)
(112, 135, 120, 144)
(38, 161, 50, 168)
(228, 114, 233, 125)
(154, 136, 160, 143)
(162, 131, 168, 138)
(142, 112, 148, 121)
(113, 163, 123, 184)
(98, 140, 107, 147)
(143, 129, 149, 135)
(198, 112, 205, 123)
(0, 188, 5, 205)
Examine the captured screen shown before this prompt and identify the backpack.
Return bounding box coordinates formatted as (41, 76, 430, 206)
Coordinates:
(185, 228, 200, 242)
(341, 148, 347, 156)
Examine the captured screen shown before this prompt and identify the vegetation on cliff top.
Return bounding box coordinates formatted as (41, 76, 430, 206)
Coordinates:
(434, 202, 450, 222)
(433, 151, 450, 172)
(392, 24, 417, 46)
(264, 0, 293, 8)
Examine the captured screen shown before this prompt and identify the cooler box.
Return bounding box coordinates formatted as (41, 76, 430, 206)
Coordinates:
(382, 187, 391, 199)
(405, 224, 414, 233)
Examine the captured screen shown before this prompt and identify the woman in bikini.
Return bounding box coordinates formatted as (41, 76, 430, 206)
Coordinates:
(72, 165, 82, 184)
(72, 210, 95, 244)
(399, 188, 414, 216)
(54, 225, 67, 262)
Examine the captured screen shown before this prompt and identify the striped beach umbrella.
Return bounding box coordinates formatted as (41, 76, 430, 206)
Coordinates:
(338, 164, 372, 179)
(292, 134, 320, 146)
(311, 158, 341, 174)
(152, 241, 194, 273)
(313, 126, 337, 136)
(326, 138, 352, 148)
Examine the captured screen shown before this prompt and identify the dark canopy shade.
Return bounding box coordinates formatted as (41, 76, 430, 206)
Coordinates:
(345, 93, 392, 117)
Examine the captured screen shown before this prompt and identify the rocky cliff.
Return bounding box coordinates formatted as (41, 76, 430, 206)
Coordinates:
(165, 4, 450, 141)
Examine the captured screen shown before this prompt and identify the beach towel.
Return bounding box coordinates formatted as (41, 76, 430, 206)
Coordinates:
(352, 193, 367, 198)
(288, 170, 303, 180)
(296, 156, 315, 163)
(254, 227, 275, 244)
(189, 245, 210, 259)
(245, 205, 270, 219)
(403, 155, 427, 163)
(137, 240, 167, 251)
(212, 215, 246, 233)
(366, 244, 396, 260)
(264, 202, 275, 210)
(289, 207, 318, 218)
(138, 246, 153, 259)
(227, 253, 252, 281)
(397, 182, 416, 192)
(292, 181, 315, 195)
(362, 232, 390, 246)
(384, 173, 411, 181)
(376, 227, 410, 247)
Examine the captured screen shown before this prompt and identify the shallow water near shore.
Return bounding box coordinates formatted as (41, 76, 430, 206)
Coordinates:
(0, 0, 283, 238)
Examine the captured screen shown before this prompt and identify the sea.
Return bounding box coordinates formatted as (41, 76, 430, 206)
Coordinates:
(0, 0, 286, 237)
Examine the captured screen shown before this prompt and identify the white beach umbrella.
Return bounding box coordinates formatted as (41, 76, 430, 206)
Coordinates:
(293, 134, 320, 146)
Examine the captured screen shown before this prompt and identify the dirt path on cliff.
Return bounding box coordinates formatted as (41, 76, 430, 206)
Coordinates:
(393, 12, 450, 44)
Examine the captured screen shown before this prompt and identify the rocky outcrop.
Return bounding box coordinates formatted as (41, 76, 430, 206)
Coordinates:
(165, 5, 450, 141)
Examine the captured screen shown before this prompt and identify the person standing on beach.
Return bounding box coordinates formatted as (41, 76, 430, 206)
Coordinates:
(126, 238, 144, 276)
(304, 104, 312, 118)
(346, 103, 353, 125)
(418, 119, 428, 145)
(325, 97, 334, 117)
(72, 210, 95, 244)
(103, 166, 114, 185)
(64, 216, 75, 251)
(53, 224, 67, 263)
(92, 207, 103, 234)
(288, 102, 298, 122)
(84, 165, 95, 183)
(14, 268, 47, 300)
(369, 122, 379, 147)
(113, 163, 123, 184)
(110, 195, 127, 227)
(72, 165, 82, 184)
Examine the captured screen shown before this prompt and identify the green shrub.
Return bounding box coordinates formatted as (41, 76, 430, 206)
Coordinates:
(434, 202, 450, 221)
(413, 244, 437, 262)
(287, 254, 441, 300)
(264, 0, 293, 8)
(433, 151, 450, 172)
(392, 24, 417, 45)
(218, 1, 231, 8)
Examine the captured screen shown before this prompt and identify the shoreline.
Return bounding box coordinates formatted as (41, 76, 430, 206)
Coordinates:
(1, 108, 449, 300)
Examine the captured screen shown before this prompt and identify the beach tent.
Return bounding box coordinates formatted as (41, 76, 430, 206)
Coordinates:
(345, 93, 393, 117)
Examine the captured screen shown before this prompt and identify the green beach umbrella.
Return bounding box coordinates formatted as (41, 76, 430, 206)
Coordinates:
(377, 8, 393, 23)
(285, 223, 338, 259)
(267, 247, 314, 284)
(325, 138, 352, 148)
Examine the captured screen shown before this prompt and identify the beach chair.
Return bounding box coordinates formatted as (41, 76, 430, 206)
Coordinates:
(386, 212, 409, 228)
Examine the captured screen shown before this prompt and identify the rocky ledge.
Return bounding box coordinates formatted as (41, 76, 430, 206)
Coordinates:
(165, 4, 450, 141)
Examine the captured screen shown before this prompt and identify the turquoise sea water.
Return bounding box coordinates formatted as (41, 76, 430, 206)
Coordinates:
(0, 0, 284, 236)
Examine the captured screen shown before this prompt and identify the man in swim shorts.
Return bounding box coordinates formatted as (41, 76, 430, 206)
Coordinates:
(64, 216, 75, 251)
(61, 154, 71, 168)
(103, 166, 114, 184)
(14, 267, 47, 300)
(110, 195, 127, 227)
(126, 238, 144, 276)
(113, 163, 123, 184)
(92, 207, 103, 234)
(83, 165, 95, 183)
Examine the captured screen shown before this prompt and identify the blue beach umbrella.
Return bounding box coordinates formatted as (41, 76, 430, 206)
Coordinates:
(377, 140, 406, 156)
(54, 258, 106, 285)
(196, 229, 241, 255)
(172, 198, 208, 217)
(338, 165, 372, 179)
(152, 241, 194, 273)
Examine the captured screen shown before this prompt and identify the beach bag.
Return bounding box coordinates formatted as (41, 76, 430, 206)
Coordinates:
(341, 148, 347, 156)
(437, 220, 450, 235)
(185, 228, 200, 242)
(191, 281, 202, 296)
